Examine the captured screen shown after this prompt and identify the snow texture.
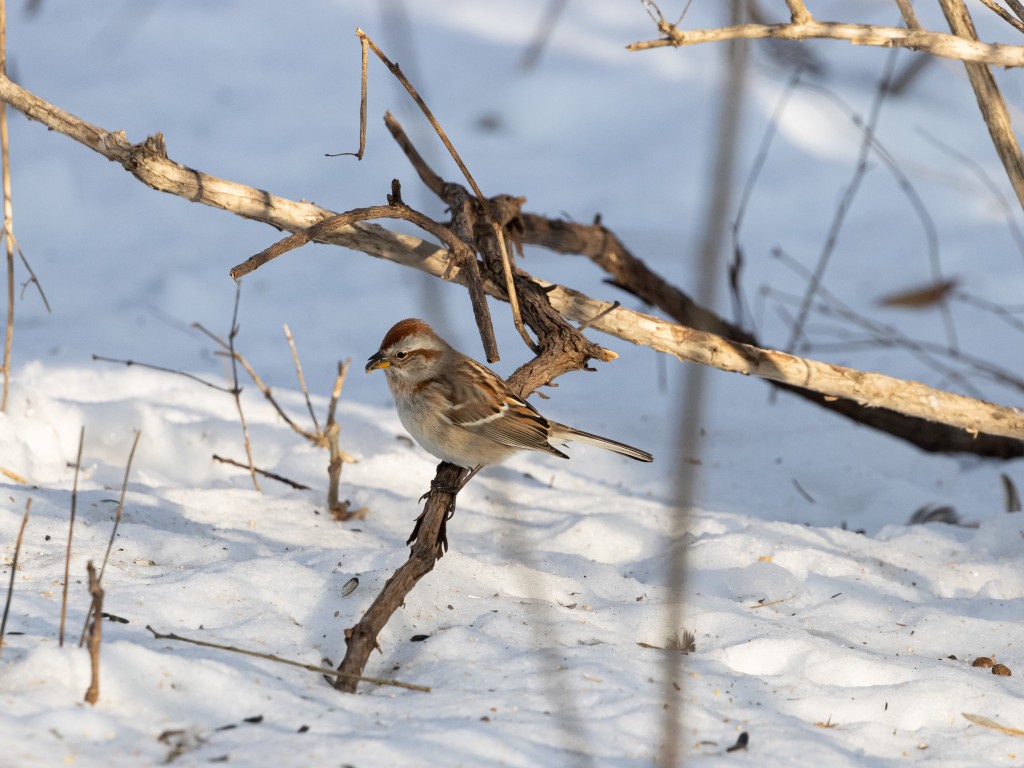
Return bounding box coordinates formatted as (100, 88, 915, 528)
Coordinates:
(2, 1, 1024, 765)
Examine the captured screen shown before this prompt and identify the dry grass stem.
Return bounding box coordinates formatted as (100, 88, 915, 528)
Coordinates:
(284, 323, 321, 433)
(83, 560, 103, 705)
(60, 426, 84, 647)
(145, 625, 429, 692)
(78, 430, 141, 647)
(325, 360, 359, 515)
(0, 497, 29, 656)
(225, 283, 260, 492)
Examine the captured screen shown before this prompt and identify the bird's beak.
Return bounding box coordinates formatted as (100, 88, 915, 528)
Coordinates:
(365, 351, 389, 373)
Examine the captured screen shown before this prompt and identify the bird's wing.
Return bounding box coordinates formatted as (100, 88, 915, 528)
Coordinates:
(446, 355, 567, 458)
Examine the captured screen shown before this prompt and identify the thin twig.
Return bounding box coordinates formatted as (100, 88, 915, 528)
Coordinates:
(145, 625, 429, 692)
(327, 33, 368, 159)
(283, 324, 320, 434)
(195, 323, 321, 443)
(954, 291, 1024, 334)
(784, 50, 898, 354)
(83, 561, 103, 705)
(0, 497, 29, 655)
(60, 426, 84, 648)
(577, 301, 620, 331)
(226, 282, 260, 492)
(78, 430, 141, 647)
(212, 454, 311, 490)
(978, 0, 1024, 34)
(917, 125, 1024, 261)
(92, 354, 232, 393)
(355, 28, 530, 353)
(13, 233, 49, 312)
(732, 69, 802, 332)
(99, 430, 140, 583)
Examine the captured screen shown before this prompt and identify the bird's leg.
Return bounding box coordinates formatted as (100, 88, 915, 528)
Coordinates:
(409, 463, 481, 550)
(417, 464, 481, 505)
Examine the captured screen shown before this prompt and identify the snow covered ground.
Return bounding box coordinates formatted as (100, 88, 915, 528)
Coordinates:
(2, 1, 1024, 765)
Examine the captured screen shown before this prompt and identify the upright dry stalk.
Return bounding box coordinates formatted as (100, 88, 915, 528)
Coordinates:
(78, 430, 141, 647)
(226, 283, 260, 492)
(0, 498, 30, 655)
(83, 561, 103, 705)
(59, 426, 85, 647)
(284, 324, 320, 433)
(325, 360, 351, 514)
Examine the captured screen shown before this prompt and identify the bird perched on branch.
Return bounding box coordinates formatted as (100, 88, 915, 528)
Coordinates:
(366, 318, 653, 487)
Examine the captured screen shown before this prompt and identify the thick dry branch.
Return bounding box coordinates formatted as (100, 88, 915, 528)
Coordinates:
(2, 74, 1020, 453)
(939, 0, 1024, 210)
(627, 19, 1024, 68)
(333, 463, 461, 693)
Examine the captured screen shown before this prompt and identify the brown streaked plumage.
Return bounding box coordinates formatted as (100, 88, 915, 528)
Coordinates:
(366, 318, 654, 473)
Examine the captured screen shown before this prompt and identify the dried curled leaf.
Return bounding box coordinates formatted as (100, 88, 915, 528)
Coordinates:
(878, 278, 958, 308)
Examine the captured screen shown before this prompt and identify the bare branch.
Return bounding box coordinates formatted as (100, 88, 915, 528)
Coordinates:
(626, 19, 1024, 68)
(938, 0, 1024, 211)
(146, 624, 429, 692)
(354, 28, 528, 353)
(978, 0, 1024, 35)
(1, 75, 1020, 453)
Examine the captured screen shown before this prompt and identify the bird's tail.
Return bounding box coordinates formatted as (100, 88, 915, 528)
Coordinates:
(551, 423, 654, 462)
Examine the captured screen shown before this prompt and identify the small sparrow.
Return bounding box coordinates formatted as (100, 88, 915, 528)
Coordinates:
(366, 318, 653, 483)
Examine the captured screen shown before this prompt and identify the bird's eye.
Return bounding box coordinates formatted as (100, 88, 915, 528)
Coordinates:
(395, 351, 407, 360)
